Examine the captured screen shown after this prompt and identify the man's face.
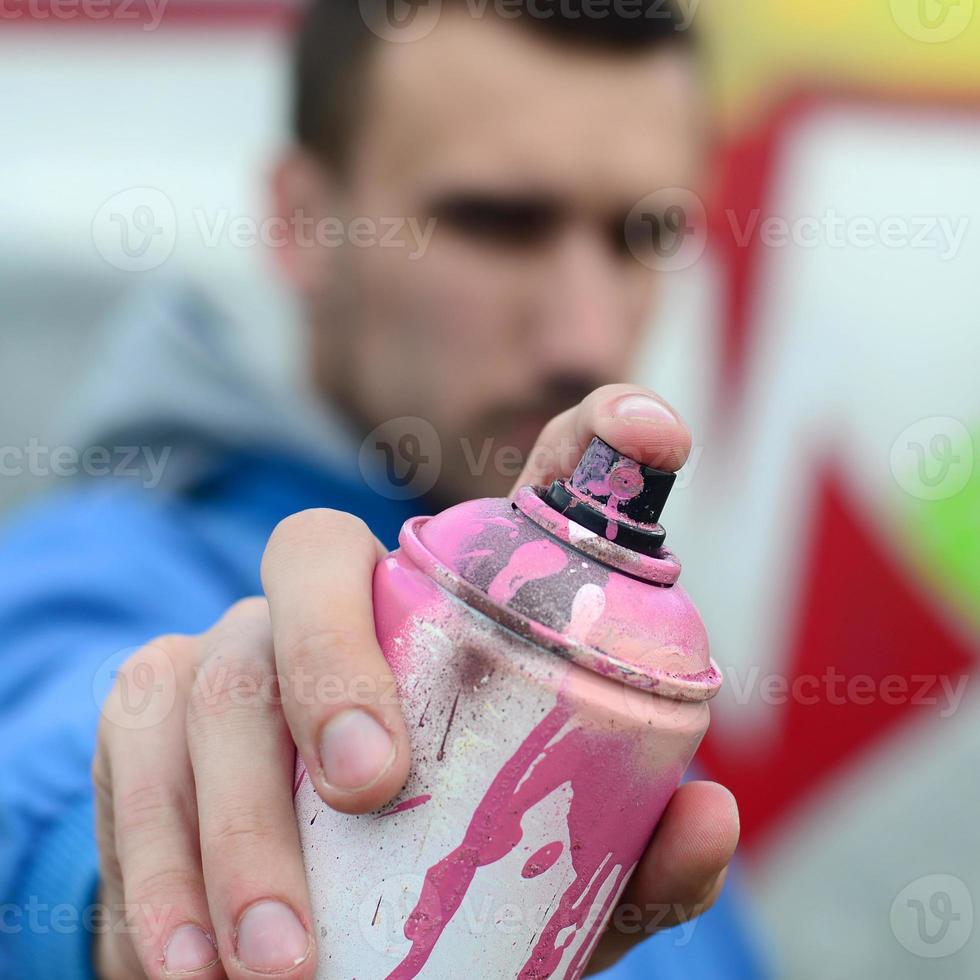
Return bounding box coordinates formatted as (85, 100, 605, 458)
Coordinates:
(290, 11, 706, 501)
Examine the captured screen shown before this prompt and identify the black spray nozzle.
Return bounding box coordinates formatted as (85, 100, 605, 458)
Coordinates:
(543, 437, 675, 556)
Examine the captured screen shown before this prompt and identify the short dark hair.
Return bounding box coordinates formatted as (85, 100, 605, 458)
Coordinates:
(293, 0, 696, 171)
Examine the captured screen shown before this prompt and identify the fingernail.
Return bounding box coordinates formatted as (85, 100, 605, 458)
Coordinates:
(319, 708, 396, 791)
(164, 923, 217, 975)
(235, 901, 310, 974)
(613, 394, 679, 423)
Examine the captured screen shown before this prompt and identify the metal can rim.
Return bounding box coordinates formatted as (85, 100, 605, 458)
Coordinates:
(513, 485, 683, 585)
(399, 515, 723, 703)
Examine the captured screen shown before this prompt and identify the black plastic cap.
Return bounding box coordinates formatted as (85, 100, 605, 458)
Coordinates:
(543, 437, 675, 555)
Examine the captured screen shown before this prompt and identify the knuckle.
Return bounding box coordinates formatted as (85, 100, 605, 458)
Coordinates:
(223, 595, 270, 624)
(207, 804, 279, 857)
(111, 636, 185, 693)
(538, 410, 570, 445)
(127, 864, 201, 909)
(284, 624, 366, 686)
(143, 633, 196, 667)
(114, 780, 190, 843)
(187, 651, 273, 730)
(98, 636, 191, 731)
(208, 598, 272, 655)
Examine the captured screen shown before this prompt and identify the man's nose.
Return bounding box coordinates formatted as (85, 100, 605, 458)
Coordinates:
(531, 226, 634, 376)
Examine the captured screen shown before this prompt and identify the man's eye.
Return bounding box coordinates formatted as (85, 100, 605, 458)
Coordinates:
(431, 196, 562, 247)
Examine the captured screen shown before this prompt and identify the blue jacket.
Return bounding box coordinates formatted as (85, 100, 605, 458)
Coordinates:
(0, 287, 766, 979)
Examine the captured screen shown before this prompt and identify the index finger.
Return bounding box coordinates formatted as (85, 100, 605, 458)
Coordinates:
(511, 383, 692, 493)
(261, 508, 411, 815)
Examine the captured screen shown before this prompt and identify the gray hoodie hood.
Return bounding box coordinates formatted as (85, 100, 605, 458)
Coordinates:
(57, 280, 361, 492)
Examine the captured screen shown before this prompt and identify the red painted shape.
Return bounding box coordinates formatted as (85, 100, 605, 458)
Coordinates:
(709, 89, 980, 413)
(698, 467, 976, 851)
(701, 91, 980, 852)
(708, 106, 786, 406)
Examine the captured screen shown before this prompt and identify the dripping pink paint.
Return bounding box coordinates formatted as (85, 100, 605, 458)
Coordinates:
(376, 794, 432, 819)
(385, 692, 677, 980)
(487, 539, 568, 605)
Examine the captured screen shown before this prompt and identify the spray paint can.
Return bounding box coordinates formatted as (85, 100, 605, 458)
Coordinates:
(294, 437, 722, 978)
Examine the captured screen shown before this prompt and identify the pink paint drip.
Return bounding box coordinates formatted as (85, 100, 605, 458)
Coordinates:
(386, 695, 675, 980)
(293, 764, 309, 799)
(376, 794, 432, 819)
(521, 842, 563, 879)
(487, 539, 569, 606)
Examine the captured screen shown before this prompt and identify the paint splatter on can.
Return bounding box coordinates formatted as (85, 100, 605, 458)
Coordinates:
(295, 437, 721, 978)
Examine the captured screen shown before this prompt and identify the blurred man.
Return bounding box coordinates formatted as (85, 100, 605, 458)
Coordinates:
(0, 3, 764, 978)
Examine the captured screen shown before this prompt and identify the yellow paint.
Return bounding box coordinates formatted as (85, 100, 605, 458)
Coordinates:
(700, 0, 980, 132)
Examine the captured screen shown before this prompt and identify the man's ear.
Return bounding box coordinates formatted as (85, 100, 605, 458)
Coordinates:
(268, 147, 337, 296)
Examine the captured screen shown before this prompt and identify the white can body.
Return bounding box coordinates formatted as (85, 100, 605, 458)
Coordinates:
(295, 541, 708, 980)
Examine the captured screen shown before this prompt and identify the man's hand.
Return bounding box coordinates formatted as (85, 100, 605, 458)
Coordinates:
(92, 384, 738, 978)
